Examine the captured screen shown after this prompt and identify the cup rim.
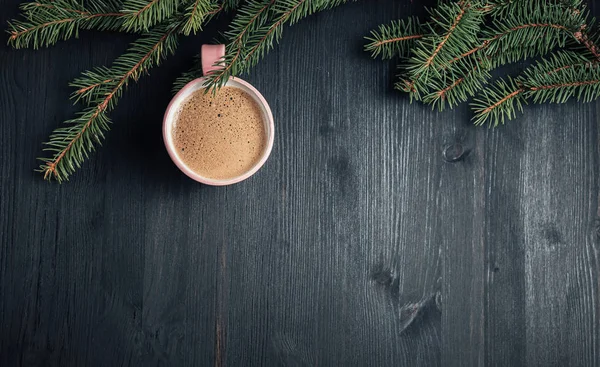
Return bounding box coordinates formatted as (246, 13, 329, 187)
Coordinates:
(163, 77, 274, 186)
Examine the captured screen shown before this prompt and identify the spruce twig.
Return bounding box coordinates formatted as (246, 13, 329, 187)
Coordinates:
(402, 1, 486, 99)
(7, 0, 126, 49)
(120, 0, 180, 31)
(181, 0, 220, 35)
(173, 0, 276, 92)
(39, 21, 181, 181)
(364, 17, 423, 59)
(366, 0, 600, 123)
(422, 60, 491, 110)
(472, 51, 600, 125)
(37, 0, 228, 181)
(175, 0, 355, 93)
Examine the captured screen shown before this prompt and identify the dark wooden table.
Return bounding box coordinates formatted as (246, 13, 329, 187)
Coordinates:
(2, 1, 600, 366)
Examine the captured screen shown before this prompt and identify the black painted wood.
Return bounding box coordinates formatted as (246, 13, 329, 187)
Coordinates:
(1, 1, 599, 366)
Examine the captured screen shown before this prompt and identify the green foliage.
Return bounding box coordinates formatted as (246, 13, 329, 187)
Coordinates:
(366, 0, 600, 126)
(471, 77, 525, 126)
(485, 0, 584, 18)
(405, 0, 485, 93)
(181, 0, 219, 35)
(222, 0, 242, 10)
(472, 51, 600, 125)
(364, 17, 423, 59)
(525, 59, 600, 104)
(422, 59, 492, 111)
(187, 0, 356, 91)
(7, 0, 356, 181)
(7, 0, 125, 49)
(39, 23, 180, 182)
(172, 0, 276, 92)
(120, 0, 181, 32)
(479, 0, 586, 65)
(9, 0, 600, 181)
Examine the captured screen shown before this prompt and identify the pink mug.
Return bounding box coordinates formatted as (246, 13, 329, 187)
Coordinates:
(163, 44, 275, 185)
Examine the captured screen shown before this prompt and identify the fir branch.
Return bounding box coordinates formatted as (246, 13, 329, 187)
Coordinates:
(522, 52, 600, 103)
(484, 0, 584, 18)
(242, 0, 312, 62)
(440, 0, 587, 70)
(76, 4, 225, 99)
(181, 0, 220, 35)
(120, 0, 180, 31)
(40, 23, 180, 181)
(193, 0, 276, 90)
(222, 0, 242, 10)
(198, 0, 353, 91)
(572, 25, 600, 62)
(472, 51, 600, 125)
(422, 60, 491, 110)
(479, 1, 586, 65)
(403, 1, 485, 99)
(7, 0, 125, 49)
(364, 17, 423, 59)
(471, 78, 525, 126)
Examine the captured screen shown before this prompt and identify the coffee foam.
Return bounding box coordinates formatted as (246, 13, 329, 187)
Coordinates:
(172, 86, 267, 180)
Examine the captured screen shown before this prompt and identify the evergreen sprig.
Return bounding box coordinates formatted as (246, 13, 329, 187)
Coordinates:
(422, 60, 492, 111)
(479, 0, 586, 65)
(7, 0, 126, 49)
(181, 0, 219, 35)
(120, 0, 181, 32)
(39, 22, 181, 181)
(173, 0, 276, 92)
(175, 0, 355, 92)
(364, 17, 423, 59)
(485, 0, 584, 18)
(8, 0, 600, 181)
(366, 0, 600, 126)
(9, 0, 357, 181)
(403, 1, 486, 100)
(472, 50, 599, 125)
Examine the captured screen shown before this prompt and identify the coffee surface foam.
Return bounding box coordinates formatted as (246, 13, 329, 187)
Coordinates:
(173, 86, 266, 180)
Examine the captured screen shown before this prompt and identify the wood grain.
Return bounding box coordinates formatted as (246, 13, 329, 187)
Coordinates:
(1, 0, 600, 366)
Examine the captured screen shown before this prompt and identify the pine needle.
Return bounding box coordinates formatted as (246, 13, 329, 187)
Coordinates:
(364, 17, 423, 59)
(423, 59, 491, 111)
(180, 0, 356, 92)
(121, 0, 181, 31)
(7, 0, 126, 49)
(472, 51, 600, 125)
(403, 1, 486, 100)
(39, 22, 180, 181)
(480, 1, 586, 65)
(181, 0, 221, 35)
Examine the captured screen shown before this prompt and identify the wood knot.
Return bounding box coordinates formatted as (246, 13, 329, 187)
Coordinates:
(372, 268, 395, 286)
(398, 292, 441, 335)
(371, 265, 399, 301)
(442, 143, 469, 162)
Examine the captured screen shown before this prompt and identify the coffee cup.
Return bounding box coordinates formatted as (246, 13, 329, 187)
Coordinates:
(163, 45, 274, 185)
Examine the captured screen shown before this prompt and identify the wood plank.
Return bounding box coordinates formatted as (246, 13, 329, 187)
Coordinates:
(522, 104, 599, 366)
(481, 122, 528, 366)
(219, 2, 443, 365)
(438, 111, 485, 367)
(1, 0, 600, 366)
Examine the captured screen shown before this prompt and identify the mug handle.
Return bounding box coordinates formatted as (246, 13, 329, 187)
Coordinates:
(201, 44, 226, 76)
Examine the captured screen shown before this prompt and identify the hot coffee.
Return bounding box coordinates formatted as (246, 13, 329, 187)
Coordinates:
(172, 86, 267, 180)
